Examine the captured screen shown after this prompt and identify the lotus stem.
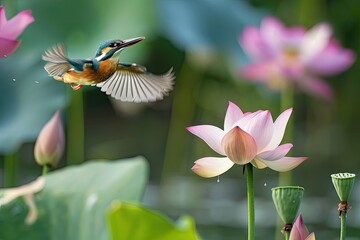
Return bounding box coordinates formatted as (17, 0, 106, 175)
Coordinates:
(42, 165, 49, 176)
(67, 89, 85, 165)
(340, 210, 346, 240)
(246, 163, 255, 240)
(4, 151, 18, 187)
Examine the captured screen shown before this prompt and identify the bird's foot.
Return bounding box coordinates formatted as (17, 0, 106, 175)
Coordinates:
(70, 83, 83, 90)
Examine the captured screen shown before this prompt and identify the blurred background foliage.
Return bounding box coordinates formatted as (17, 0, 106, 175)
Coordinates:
(1, 0, 360, 239)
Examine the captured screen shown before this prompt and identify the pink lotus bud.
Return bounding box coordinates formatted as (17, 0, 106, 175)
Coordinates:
(34, 111, 65, 167)
(289, 215, 316, 240)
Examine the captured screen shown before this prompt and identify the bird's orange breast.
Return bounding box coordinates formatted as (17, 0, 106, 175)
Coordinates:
(61, 58, 118, 85)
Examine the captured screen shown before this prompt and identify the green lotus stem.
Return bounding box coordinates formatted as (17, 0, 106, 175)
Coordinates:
(246, 163, 255, 240)
(67, 89, 85, 165)
(4, 151, 18, 187)
(42, 165, 49, 176)
(340, 211, 346, 240)
(284, 230, 290, 240)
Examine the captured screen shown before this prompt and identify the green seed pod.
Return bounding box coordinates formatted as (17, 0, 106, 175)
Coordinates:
(331, 173, 356, 202)
(271, 186, 304, 224)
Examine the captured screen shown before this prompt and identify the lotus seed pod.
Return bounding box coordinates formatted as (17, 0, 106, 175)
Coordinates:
(331, 173, 356, 202)
(272, 186, 304, 224)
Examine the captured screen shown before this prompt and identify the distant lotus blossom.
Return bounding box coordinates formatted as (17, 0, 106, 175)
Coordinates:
(34, 111, 65, 167)
(0, 6, 34, 57)
(239, 17, 355, 99)
(187, 101, 307, 178)
(289, 215, 316, 240)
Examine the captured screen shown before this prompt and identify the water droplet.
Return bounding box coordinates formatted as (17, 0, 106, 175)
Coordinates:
(217, 176, 220, 183)
(35, 81, 39, 84)
(12, 78, 16, 82)
(264, 182, 267, 187)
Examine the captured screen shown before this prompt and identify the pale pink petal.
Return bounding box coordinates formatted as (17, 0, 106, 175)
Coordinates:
(0, 38, 20, 57)
(235, 110, 263, 133)
(260, 17, 285, 55)
(251, 159, 267, 169)
(307, 40, 355, 76)
(305, 233, 316, 240)
(187, 125, 225, 155)
(224, 101, 243, 132)
(241, 110, 274, 152)
(0, 10, 34, 39)
(221, 126, 257, 165)
(283, 27, 306, 46)
(265, 108, 292, 150)
(191, 157, 234, 178)
(300, 77, 334, 100)
(240, 62, 274, 82)
(257, 143, 293, 160)
(259, 156, 307, 172)
(300, 23, 332, 63)
(240, 26, 273, 60)
(0, 7, 7, 29)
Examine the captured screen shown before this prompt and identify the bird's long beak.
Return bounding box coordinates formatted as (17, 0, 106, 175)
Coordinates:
(119, 36, 145, 49)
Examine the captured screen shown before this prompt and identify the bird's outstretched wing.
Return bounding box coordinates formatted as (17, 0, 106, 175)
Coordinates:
(42, 44, 72, 76)
(96, 64, 175, 102)
(43, 44, 95, 76)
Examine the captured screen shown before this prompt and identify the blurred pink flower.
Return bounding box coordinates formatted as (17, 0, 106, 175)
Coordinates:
(289, 215, 316, 240)
(187, 101, 307, 178)
(34, 111, 65, 167)
(0, 6, 34, 57)
(239, 17, 355, 99)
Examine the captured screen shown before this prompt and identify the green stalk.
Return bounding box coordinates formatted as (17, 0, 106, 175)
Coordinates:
(246, 163, 255, 240)
(66, 89, 85, 165)
(340, 211, 346, 240)
(284, 231, 290, 240)
(4, 151, 18, 187)
(42, 165, 49, 176)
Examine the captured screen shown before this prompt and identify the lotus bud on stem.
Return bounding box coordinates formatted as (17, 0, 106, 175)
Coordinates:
(34, 111, 65, 175)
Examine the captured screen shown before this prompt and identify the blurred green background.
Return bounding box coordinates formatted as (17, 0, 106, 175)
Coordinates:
(0, 0, 360, 239)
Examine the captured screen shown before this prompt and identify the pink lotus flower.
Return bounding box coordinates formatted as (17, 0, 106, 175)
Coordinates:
(289, 215, 316, 240)
(239, 17, 355, 99)
(34, 111, 65, 167)
(187, 101, 307, 178)
(0, 6, 34, 57)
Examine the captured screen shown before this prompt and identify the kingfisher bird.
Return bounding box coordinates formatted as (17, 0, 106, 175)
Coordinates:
(42, 37, 174, 102)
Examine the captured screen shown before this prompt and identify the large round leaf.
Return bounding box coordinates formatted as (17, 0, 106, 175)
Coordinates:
(0, 157, 149, 240)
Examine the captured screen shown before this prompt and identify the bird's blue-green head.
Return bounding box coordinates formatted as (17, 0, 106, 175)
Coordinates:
(95, 36, 145, 61)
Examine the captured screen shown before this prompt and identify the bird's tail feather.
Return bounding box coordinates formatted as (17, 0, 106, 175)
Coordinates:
(42, 43, 71, 77)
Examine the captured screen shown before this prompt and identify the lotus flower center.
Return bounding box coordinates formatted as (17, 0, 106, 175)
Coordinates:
(283, 47, 299, 66)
